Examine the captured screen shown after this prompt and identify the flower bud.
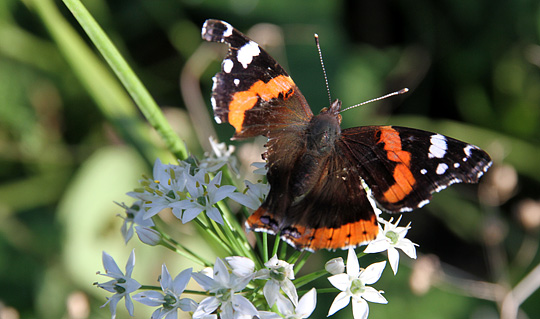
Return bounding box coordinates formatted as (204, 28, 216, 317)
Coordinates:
(135, 226, 161, 246)
(325, 257, 345, 275)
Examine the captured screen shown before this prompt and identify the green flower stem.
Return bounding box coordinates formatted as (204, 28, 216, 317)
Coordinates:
(216, 202, 261, 266)
(139, 285, 161, 291)
(262, 233, 269, 262)
(294, 268, 328, 289)
(182, 290, 212, 296)
(271, 232, 281, 258)
(159, 240, 208, 267)
(287, 251, 303, 265)
(61, 0, 188, 160)
(159, 230, 213, 267)
(138, 286, 211, 297)
(194, 218, 234, 256)
(279, 241, 288, 260)
(294, 251, 311, 274)
(215, 215, 261, 267)
(312, 288, 338, 294)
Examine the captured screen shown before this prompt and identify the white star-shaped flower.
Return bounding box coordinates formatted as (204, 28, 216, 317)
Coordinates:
(364, 216, 418, 275)
(116, 200, 155, 244)
(229, 180, 270, 210)
(255, 255, 298, 307)
(192, 258, 258, 319)
(327, 248, 387, 319)
(96, 250, 141, 319)
(133, 264, 198, 319)
(199, 136, 239, 175)
(259, 288, 317, 319)
(171, 171, 236, 224)
(127, 159, 190, 219)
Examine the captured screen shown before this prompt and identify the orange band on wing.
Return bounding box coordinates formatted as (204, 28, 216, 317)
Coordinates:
(379, 126, 416, 203)
(228, 75, 295, 132)
(246, 208, 378, 251)
(291, 216, 378, 251)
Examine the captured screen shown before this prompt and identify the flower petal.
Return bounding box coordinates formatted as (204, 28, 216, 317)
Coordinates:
(172, 268, 193, 294)
(275, 294, 294, 316)
(396, 238, 417, 259)
(361, 287, 388, 304)
(133, 291, 165, 307)
(387, 247, 400, 275)
(328, 291, 350, 316)
(191, 272, 215, 291)
(258, 311, 282, 319)
(282, 279, 299, 306)
(263, 280, 280, 307)
(161, 264, 173, 291)
(125, 295, 135, 316)
(182, 207, 203, 223)
(193, 297, 219, 318)
(231, 295, 259, 317)
(225, 256, 255, 278)
(206, 207, 224, 225)
(328, 273, 350, 291)
(214, 258, 230, 284)
(296, 288, 317, 318)
(346, 247, 360, 277)
(360, 261, 386, 285)
(363, 239, 389, 254)
(102, 251, 122, 275)
(178, 298, 198, 312)
(351, 298, 369, 319)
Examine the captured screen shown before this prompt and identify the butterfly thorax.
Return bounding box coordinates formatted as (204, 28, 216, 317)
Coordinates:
(287, 100, 343, 201)
(306, 99, 342, 154)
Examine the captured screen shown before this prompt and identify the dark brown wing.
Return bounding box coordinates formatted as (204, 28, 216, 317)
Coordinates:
(247, 146, 379, 251)
(202, 19, 313, 139)
(340, 126, 492, 212)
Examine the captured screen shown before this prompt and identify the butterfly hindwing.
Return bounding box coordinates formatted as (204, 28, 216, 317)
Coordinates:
(248, 148, 379, 251)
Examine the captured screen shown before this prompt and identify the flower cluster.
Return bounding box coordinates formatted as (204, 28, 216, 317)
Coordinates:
(96, 138, 419, 319)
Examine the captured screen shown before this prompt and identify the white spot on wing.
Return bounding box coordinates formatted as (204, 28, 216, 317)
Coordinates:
(399, 207, 414, 213)
(436, 163, 448, 175)
(222, 21, 233, 37)
(454, 162, 460, 168)
(464, 144, 474, 156)
(428, 134, 447, 159)
(420, 169, 428, 175)
(237, 41, 261, 68)
(234, 79, 240, 86)
(223, 59, 234, 73)
(418, 199, 430, 208)
(211, 97, 217, 110)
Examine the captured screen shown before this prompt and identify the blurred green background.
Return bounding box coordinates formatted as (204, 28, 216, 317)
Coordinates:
(1, 0, 540, 318)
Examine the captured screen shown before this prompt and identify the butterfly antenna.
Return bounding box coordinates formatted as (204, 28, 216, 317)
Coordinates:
(315, 34, 332, 105)
(340, 88, 409, 113)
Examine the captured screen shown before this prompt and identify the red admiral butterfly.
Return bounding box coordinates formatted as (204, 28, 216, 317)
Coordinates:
(201, 19, 492, 251)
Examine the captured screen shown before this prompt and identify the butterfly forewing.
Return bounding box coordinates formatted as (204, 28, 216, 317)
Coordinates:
(340, 126, 492, 213)
(202, 19, 313, 139)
